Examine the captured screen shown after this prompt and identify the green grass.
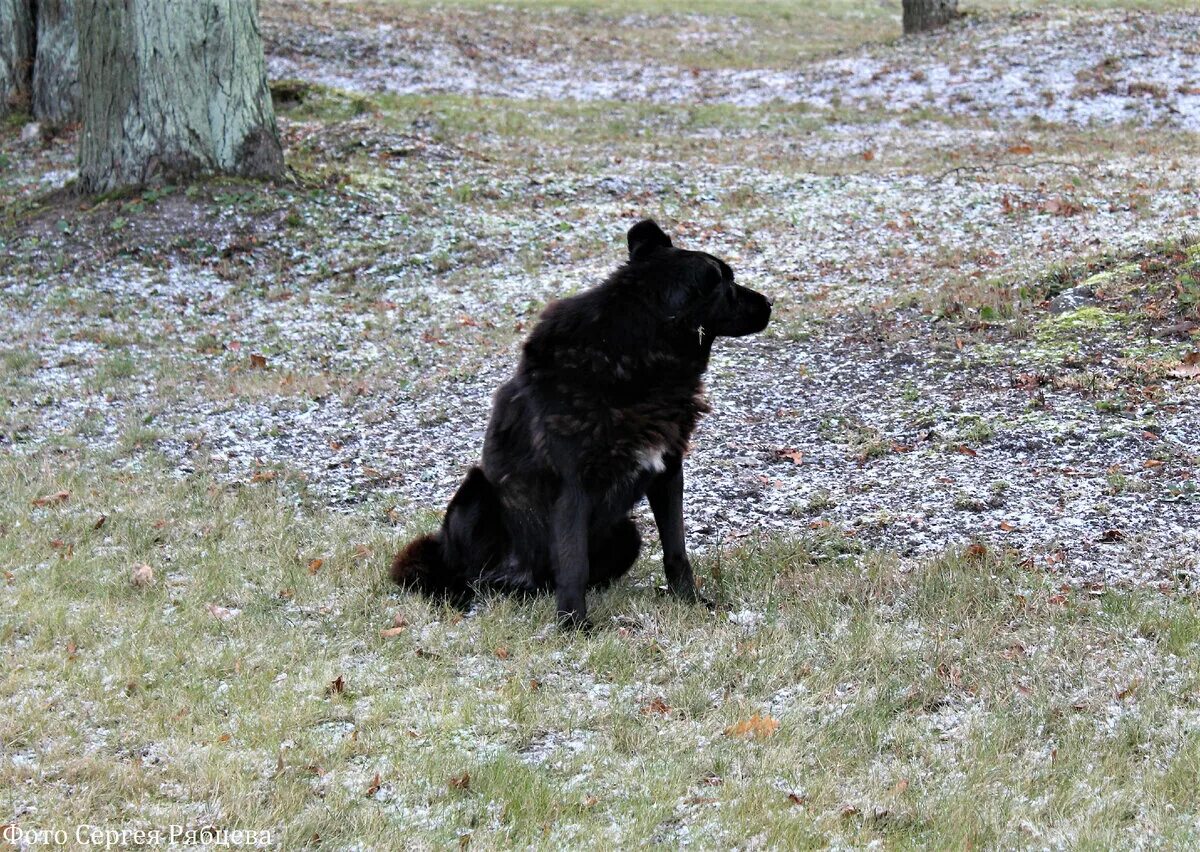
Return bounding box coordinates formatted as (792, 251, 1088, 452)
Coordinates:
(2, 453, 1197, 846)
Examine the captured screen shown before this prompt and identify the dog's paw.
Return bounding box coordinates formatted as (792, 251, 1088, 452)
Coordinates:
(556, 610, 593, 632)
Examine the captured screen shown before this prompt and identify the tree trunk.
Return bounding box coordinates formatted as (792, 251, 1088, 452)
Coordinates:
(33, 0, 80, 123)
(0, 0, 34, 115)
(902, 0, 958, 35)
(78, 0, 284, 194)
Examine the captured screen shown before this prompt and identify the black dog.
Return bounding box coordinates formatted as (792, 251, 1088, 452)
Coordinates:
(391, 220, 772, 627)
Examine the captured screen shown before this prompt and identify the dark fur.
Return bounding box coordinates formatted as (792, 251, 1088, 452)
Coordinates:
(391, 220, 772, 627)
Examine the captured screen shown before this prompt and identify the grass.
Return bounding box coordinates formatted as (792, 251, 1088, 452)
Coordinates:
(2, 452, 1198, 846)
(3, 0, 1200, 844)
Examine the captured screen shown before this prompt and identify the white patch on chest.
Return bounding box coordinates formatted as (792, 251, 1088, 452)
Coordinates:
(636, 444, 668, 474)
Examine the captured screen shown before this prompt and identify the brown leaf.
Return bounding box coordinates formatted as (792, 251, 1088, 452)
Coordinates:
(250, 470, 277, 483)
(493, 646, 510, 660)
(65, 638, 78, 659)
(31, 490, 70, 507)
(306, 558, 324, 575)
(787, 792, 807, 806)
(953, 444, 978, 456)
(217, 733, 232, 743)
(1008, 143, 1035, 155)
(861, 149, 875, 162)
(130, 563, 154, 588)
(998, 521, 1018, 532)
(3, 571, 13, 584)
(643, 697, 670, 716)
(1143, 459, 1164, 469)
(966, 543, 988, 560)
(381, 613, 409, 638)
(93, 514, 108, 530)
(249, 353, 268, 370)
(205, 603, 240, 621)
(775, 448, 804, 465)
(1100, 529, 1125, 542)
(1040, 197, 1083, 216)
(327, 675, 346, 695)
(1048, 593, 1069, 606)
(366, 773, 381, 797)
(724, 713, 780, 739)
(449, 771, 470, 790)
(1116, 678, 1142, 700)
(353, 544, 373, 560)
(1167, 351, 1200, 379)
(893, 778, 910, 794)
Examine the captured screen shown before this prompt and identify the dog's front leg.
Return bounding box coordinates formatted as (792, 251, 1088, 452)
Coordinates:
(551, 484, 591, 629)
(647, 460, 709, 606)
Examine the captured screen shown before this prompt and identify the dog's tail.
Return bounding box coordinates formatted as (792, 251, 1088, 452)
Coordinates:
(390, 533, 444, 591)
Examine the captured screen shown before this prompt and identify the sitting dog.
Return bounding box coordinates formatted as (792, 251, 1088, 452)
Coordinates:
(391, 219, 772, 627)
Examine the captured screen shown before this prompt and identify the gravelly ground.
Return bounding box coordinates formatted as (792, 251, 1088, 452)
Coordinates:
(264, 7, 1200, 129)
(3, 2, 1198, 588)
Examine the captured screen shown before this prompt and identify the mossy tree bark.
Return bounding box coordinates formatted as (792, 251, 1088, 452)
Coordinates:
(902, 0, 958, 34)
(78, 0, 284, 194)
(0, 0, 34, 115)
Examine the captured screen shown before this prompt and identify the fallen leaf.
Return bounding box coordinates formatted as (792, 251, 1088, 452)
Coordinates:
(581, 795, 599, 809)
(1048, 593, 1069, 606)
(966, 543, 988, 560)
(130, 563, 154, 587)
(787, 792, 807, 806)
(206, 603, 240, 621)
(861, 149, 875, 161)
(1100, 529, 1125, 542)
(327, 675, 346, 695)
(999, 521, 1018, 532)
(93, 514, 108, 530)
(494, 646, 510, 660)
(1040, 197, 1083, 216)
(1116, 678, 1142, 700)
(249, 353, 268, 370)
(3, 571, 13, 584)
(449, 771, 470, 790)
(954, 444, 978, 456)
(643, 697, 670, 716)
(381, 612, 409, 638)
(1008, 143, 1034, 155)
(893, 778, 910, 794)
(775, 448, 804, 465)
(217, 733, 231, 743)
(31, 490, 70, 507)
(65, 638, 78, 659)
(366, 773, 381, 797)
(353, 544, 373, 560)
(250, 470, 277, 483)
(840, 804, 861, 818)
(307, 558, 324, 574)
(1143, 459, 1164, 469)
(724, 713, 780, 739)
(1167, 351, 1200, 379)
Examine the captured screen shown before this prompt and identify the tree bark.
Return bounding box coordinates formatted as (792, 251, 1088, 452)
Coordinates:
(902, 0, 958, 35)
(0, 0, 34, 115)
(33, 0, 80, 123)
(78, 0, 284, 194)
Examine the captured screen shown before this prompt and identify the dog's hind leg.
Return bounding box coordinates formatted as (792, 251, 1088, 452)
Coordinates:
(587, 518, 641, 589)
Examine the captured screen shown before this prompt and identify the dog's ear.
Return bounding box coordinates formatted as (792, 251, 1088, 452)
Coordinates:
(627, 219, 672, 260)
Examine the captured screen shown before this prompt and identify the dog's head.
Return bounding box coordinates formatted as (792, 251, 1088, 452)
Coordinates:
(627, 219, 772, 340)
